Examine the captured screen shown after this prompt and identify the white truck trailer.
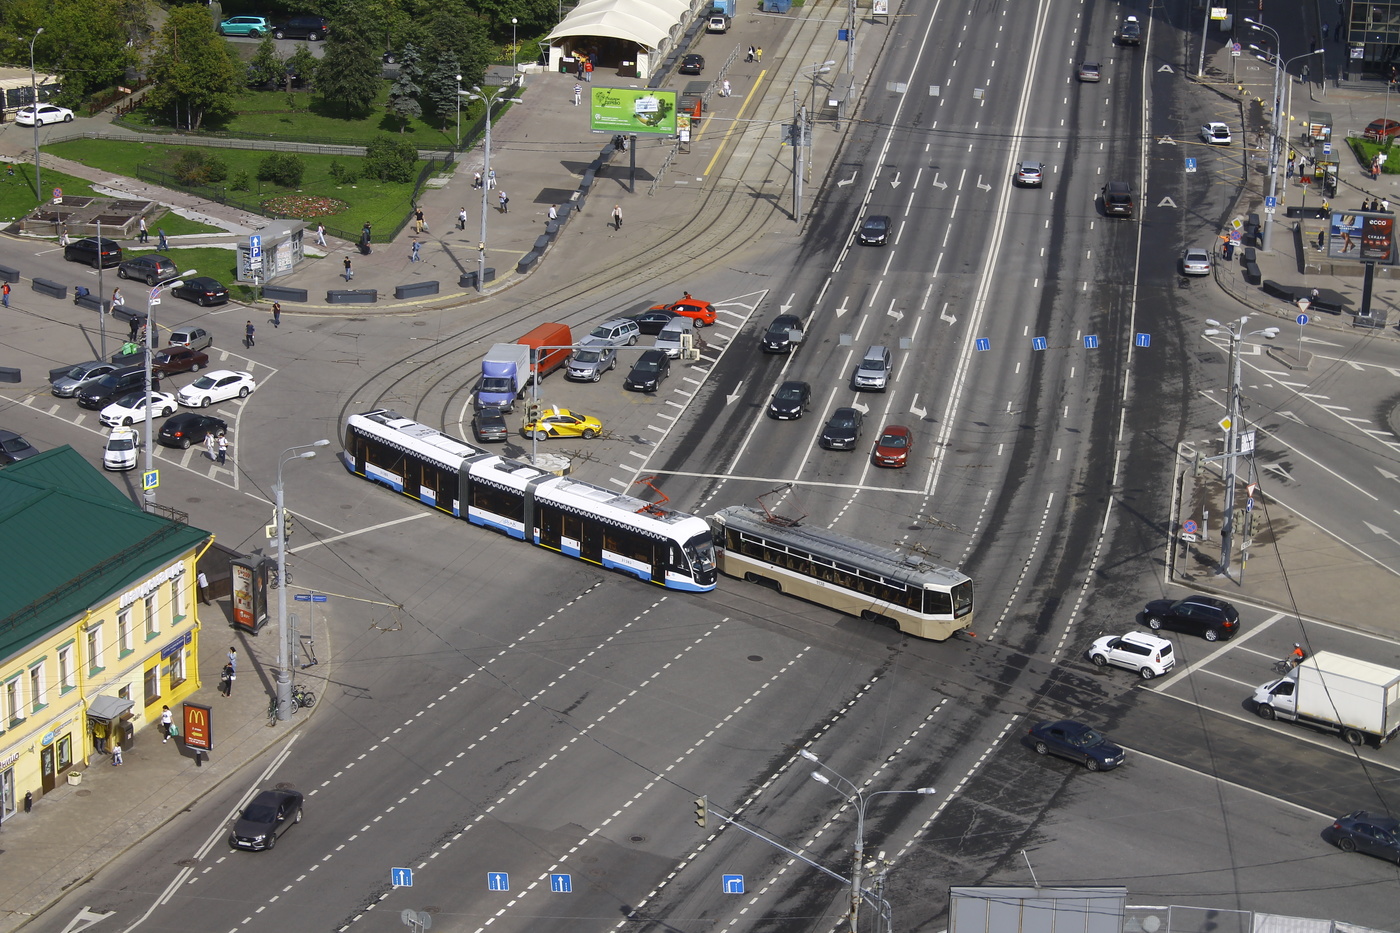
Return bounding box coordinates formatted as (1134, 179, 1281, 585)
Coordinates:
(1252, 651, 1400, 747)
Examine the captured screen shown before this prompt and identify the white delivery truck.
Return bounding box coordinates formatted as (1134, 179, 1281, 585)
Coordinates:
(1252, 651, 1400, 747)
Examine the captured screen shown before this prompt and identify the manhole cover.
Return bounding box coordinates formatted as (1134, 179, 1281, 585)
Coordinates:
(629, 834, 648, 844)
(747, 655, 763, 662)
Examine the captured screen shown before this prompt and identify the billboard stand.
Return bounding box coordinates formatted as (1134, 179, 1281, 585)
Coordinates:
(1355, 261, 1389, 327)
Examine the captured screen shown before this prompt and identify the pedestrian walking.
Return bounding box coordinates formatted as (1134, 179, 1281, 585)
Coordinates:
(59, 225, 69, 247)
(205, 431, 217, 461)
(139, 217, 149, 244)
(584, 59, 593, 81)
(499, 191, 509, 213)
(245, 320, 255, 348)
(612, 204, 623, 230)
(488, 168, 496, 189)
(548, 204, 558, 222)
(217, 433, 228, 465)
(111, 742, 123, 765)
(574, 83, 583, 106)
(746, 46, 755, 62)
(161, 705, 173, 743)
(414, 207, 426, 233)
(272, 302, 282, 327)
(1316, 229, 1326, 249)
(220, 663, 235, 697)
(344, 256, 354, 280)
(2, 282, 9, 308)
(129, 315, 140, 341)
(458, 206, 467, 230)
(1385, 199, 1391, 212)
(756, 46, 763, 62)
(410, 240, 422, 262)
(473, 171, 482, 188)
(576, 56, 586, 79)
(360, 221, 373, 255)
(157, 228, 168, 250)
(197, 570, 210, 603)
(228, 646, 237, 672)
(315, 222, 327, 247)
(721, 79, 731, 98)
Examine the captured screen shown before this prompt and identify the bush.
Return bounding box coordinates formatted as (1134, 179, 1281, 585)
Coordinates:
(328, 158, 360, 185)
(172, 150, 229, 186)
(258, 152, 306, 187)
(230, 170, 251, 192)
(364, 134, 417, 183)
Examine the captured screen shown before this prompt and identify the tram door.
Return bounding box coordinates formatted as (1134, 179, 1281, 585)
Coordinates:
(581, 523, 603, 565)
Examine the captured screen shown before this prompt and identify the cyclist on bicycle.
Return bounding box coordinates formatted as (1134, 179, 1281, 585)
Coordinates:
(1291, 643, 1307, 667)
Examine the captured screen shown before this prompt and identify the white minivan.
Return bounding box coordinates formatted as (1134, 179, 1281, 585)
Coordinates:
(654, 318, 695, 359)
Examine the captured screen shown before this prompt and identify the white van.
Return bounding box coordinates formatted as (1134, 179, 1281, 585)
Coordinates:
(654, 318, 695, 358)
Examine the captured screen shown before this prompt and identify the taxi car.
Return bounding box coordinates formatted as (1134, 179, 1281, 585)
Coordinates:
(521, 407, 603, 440)
(103, 427, 139, 471)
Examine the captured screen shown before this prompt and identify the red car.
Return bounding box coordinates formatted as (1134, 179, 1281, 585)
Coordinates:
(650, 294, 717, 327)
(1364, 118, 1400, 142)
(151, 346, 210, 377)
(872, 424, 912, 468)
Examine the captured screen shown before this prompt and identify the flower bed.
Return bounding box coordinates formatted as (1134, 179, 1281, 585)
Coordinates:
(261, 195, 351, 218)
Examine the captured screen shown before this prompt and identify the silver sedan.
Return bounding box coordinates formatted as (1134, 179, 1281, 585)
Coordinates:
(1181, 247, 1212, 276)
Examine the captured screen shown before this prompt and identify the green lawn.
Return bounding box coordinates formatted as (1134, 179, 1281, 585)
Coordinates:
(118, 245, 265, 305)
(153, 214, 226, 236)
(44, 138, 427, 237)
(0, 166, 99, 222)
(1348, 137, 1400, 175)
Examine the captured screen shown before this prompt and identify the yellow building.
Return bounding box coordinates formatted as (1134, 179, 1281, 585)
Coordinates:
(0, 447, 212, 820)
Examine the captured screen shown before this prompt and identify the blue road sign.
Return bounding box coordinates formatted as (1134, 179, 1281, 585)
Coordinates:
(391, 867, 413, 887)
(722, 875, 745, 894)
(142, 470, 159, 491)
(1182, 520, 1199, 534)
(1185, 157, 1197, 173)
(975, 338, 990, 352)
(1246, 497, 1255, 512)
(1265, 196, 1278, 210)
(550, 874, 573, 893)
(488, 872, 510, 892)
(293, 594, 329, 602)
(1135, 333, 1151, 348)
(1083, 335, 1099, 349)
(1296, 313, 1309, 325)
(250, 234, 262, 260)
(1323, 142, 1332, 156)
(1031, 337, 1048, 351)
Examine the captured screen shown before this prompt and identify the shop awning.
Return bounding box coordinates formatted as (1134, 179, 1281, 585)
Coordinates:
(86, 695, 134, 722)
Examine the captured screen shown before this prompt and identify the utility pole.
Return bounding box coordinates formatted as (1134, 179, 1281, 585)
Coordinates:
(792, 97, 805, 224)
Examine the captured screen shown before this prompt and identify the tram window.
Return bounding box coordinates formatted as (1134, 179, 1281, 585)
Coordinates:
(924, 588, 952, 616)
(469, 482, 525, 522)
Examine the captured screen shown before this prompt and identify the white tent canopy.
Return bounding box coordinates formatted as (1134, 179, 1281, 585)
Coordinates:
(545, 0, 691, 51)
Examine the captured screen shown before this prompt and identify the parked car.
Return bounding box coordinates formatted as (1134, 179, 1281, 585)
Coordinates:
(521, 407, 603, 440)
(1326, 811, 1400, 864)
(679, 54, 706, 75)
(230, 788, 303, 850)
(171, 277, 229, 307)
(819, 408, 864, 450)
(707, 14, 730, 32)
(566, 347, 617, 382)
(624, 308, 677, 335)
(158, 412, 227, 449)
(103, 426, 139, 471)
(1181, 247, 1211, 276)
(63, 237, 123, 269)
(649, 294, 717, 326)
(117, 254, 179, 286)
(581, 318, 640, 348)
(1141, 594, 1239, 641)
(871, 424, 912, 468)
(761, 314, 804, 353)
(1015, 161, 1044, 187)
(654, 318, 696, 358)
(218, 15, 272, 37)
(1027, 720, 1125, 771)
(273, 15, 329, 40)
(15, 104, 74, 126)
(100, 391, 178, 427)
(52, 360, 119, 398)
(853, 345, 892, 391)
(471, 406, 509, 442)
(0, 429, 41, 465)
(168, 327, 213, 352)
(1088, 632, 1175, 679)
(178, 370, 257, 408)
(1200, 122, 1232, 145)
(151, 346, 210, 377)
(858, 214, 891, 245)
(624, 349, 671, 392)
(768, 381, 811, 420)
(1078, 61, 1101, 82)
(76, 366, 150, 410)
(1364, 118, 1400, 142)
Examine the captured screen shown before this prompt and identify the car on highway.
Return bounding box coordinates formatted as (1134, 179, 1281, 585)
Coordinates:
(1118, 15, 1142, 45)
(1102, 181, 1134, 217)
(273, 15, 329, 40)
(0, 429, 41, 465)
(1088, 632, 1175, 679)
(521, 407, 603, 440)
(819, 407, 864, 450)
(171, 276, 229, 307)
(650, 294, 717, 326)
(760, 314, 804, 353)
(679, 53, 706, 75)
(858, 214, 891, 245)
(1078, 61, 1101, 82)
(52, 361, 119, 397)
(853, 345, 892, 391)
(100, 391, 178, 427)
(178, 370, 257, 407)
(218, 15, 272, 37)
(102, 426, 139, 471)
(1181, 247, 1212, 276)
(580, 318, 640, 349)
(64, 236, 123, 269)
(624, 349, 670, 392)
(1200, 122, 1232, 145)
(471, 406, 509, 442)
(1141, 594, 1239, 641)
(117, 254, 178, 285)
(566, 347, 617, 381)
(871, 424, 912, 468)
(151, 346, 209, 377)
(158, 412, 227, 449)
(1027, 720, 1125, 771)
(1326, 811, 1400, 864)
(16, 104, 74, 126)
(624, 308, 677, 335)
(1015, 161, 1044, 187)
(230, 788, 302, 851)
(768, 381, 811, 420)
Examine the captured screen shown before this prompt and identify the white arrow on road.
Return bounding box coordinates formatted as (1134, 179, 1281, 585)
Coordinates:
(779, 292, 795, 314)
(837, 171, 858, 187)
(726, 382, 744, 405)
(852, 401, 870, 414)
(910, 394, 928, 419)
(940, 302, 957, 324)
(834, 295, 851, 318)
(886, 299, 903, 321)
(1276, 410, 1306, 424)
(1378, 466, 1400, 483)
(1365, 522, 1400, 547)
(932, 173, 947, 191)
(976, 176, 991, 192)
(1157, 135, 1179, 145)
(890, 171, 902, 188)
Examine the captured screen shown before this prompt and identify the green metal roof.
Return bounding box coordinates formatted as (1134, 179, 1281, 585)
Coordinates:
(0, 447, 212, 663)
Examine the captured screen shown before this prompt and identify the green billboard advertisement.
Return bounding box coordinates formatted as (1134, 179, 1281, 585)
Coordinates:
(589, 87, 678, 136)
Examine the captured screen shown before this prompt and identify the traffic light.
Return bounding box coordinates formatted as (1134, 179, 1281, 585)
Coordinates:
(283, 510, 295, 538)
(694, 795, 707, 828)
(526, 401, 542, 422)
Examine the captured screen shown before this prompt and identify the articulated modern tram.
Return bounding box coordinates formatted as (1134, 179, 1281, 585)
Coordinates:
(343, 410, 717, 591)
(709, 506, 974, 640)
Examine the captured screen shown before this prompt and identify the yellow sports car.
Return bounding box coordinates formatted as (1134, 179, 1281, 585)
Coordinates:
(521, 407, 604, 440)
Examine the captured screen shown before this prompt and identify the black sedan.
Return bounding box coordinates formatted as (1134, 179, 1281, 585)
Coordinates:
(1326, 811, 1400, 864)
(472, 406, 509, 442)
(624, 349, 670, 392)
(858, 214, 891, 245)
(171, 276, 230, 307)
(1026, 720, 1125, 771)
(767, 381, 811, 419)
(679, 53, 705, 75)
(230, 788, 303, 850)
(158, 412, 227, 449)
(819, 408, 863, 450)
(0, 429, 41, 464)
(625, 309, 678, 336)
(1142, 595, 1239, 642)
(761, 314, 803, 353)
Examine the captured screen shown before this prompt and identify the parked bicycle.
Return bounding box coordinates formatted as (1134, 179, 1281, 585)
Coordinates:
(291, 684, 316, 709)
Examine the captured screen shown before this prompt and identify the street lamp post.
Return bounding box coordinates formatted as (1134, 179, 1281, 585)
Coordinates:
(143, 269, 197, 509)
(29, 27, 43, 207)
(807, 59, 836, 125)
(465, 85, 508, 292)
(801, 750, 936, 933)
(512, 18, 519, 74)
(274, 440, 330, 721)
(455, 73, 463, 150)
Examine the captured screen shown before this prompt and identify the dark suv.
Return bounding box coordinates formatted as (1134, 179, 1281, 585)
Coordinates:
(76, 366, 156, 410)
(1102, 182, 1134, 217)
(273, 16, 329, 40)
(1141, 595, 1240, 641)
(64, 237, 123, 269)
(117, 254, 178, 285)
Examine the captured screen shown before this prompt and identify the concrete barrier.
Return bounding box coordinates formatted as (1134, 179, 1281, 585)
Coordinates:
(74, 292, 108, 313)
(517, 251, 541, 273)
(393, 280, 440, 299)
(1243, 262, 1263, 286)
(264, 284, 308, 303)
(0, 265, 19, 284)
(110, 305, 145, 325)
(326, 289, 378, 304)
(458, 268, 496, 288)
(0, 366, 21, 384)
(534, 234, 551, 251)
(31, 278, 66, 299)
(1310, 299, 1344, 315)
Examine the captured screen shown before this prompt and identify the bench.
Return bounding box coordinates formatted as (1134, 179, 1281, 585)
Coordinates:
(0, 366, 20, 384)
(0, 265, 19, 284)
(326, 289, 378, 304)
(517, 251, 541, 273)
(74, 291, 108, 313)
(31, 278, 66, 299)
(110, 305, 145, 325)
(458, 268, 496, 289)
(263, 284, 308, 303)
(1243, 261, 1263, 286)
(1243, 247, 1257, 265)
(1309, 299, 1344, 315)
(393, 280, 439, 299)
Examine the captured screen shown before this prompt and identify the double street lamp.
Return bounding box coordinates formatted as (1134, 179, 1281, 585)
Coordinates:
(463, 85, 510, 292)
(29, 27, 43, 207)
(273, 440, 329, 721)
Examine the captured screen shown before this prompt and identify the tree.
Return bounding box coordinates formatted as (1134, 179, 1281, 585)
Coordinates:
(399, 11, 492, 89)
(419, 54, 462, 130)
(0, 0, 143, 107)
(287, 46, 320, 92)
(316, 31, 384, 117)
(248, 36, 285, 89)
(386, 73, 421, 132)
(364, 133, 417, 182)
(145, 6, 242, 129)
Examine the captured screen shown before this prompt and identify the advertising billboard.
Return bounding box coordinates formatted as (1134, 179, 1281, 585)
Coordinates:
(182, 703, 212, 752)
(589, 87, 678, 137)
(1327, 211, 1397, 264)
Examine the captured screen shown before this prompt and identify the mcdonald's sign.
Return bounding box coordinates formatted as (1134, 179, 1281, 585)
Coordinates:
(182, 703, 212, 752)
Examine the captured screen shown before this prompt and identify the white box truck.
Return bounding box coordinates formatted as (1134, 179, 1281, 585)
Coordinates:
(1252, 651, 1400, 747)
(477, 343, 532, 411)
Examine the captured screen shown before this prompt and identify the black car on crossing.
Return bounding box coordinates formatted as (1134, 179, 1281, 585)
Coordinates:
(1027, 720, 1125, 771)
(1141, 595, 1240, 642)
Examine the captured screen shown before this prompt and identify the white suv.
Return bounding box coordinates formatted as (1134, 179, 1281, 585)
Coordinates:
(580, 318, 640, 349)
(1088, 632, 1174, 679)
